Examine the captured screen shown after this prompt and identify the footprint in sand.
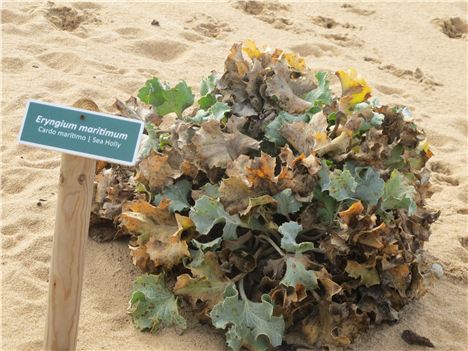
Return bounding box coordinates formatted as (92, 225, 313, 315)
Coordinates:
(45, 4, 101, 31)
(1, 57, 27, 73)
(433, 174, 460, 186)
(37, 51, 84, 73)
(129, 39, 190, 62)
(432, 17, 467, 39)
(322, 33, 363, 48)
(373, 83, 404, 96)
(363, 56, 382, 64)
(289, 42, 343, 58)
(231, 0, 304, 33)
(114, 27, 147, 39)
(185, 14, 234, 39)
(429, 161, 452, 176)
(378, 64, 443, 90)
(232, 0, 289, 16)
(429, 161, 460, 187)
(341, 3, 375, 16)
(311, 16, 358, 30)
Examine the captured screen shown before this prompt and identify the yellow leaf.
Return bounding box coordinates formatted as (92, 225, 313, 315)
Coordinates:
(271, 48, 306, 71)
(336, 68, 372, 112)
(242, 39, 262, 59)
(283, 52, 306, 71)
(420, 140, 433, 158)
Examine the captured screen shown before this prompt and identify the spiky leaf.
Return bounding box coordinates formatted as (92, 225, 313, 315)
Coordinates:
(129, 274, 186, 333)
(323, 169, 358, 202)
(278, 221, 315, 254)
(153, 179, 192, 212)
(381, 170, 416, 215)
(281, 254, 318, 291)
(353, 167, 384, 206)
(210, 285, 285, 351)
(304, 71, 332, 114)
(189, 195, 244, 239)
(273, 188, 301, 216)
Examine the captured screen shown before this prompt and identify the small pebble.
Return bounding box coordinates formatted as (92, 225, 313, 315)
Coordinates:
(151, 19, 160, 26)
(431, 263, 444, 278)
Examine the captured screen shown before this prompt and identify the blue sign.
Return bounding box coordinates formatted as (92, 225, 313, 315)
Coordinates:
(19, 100, 144, 166)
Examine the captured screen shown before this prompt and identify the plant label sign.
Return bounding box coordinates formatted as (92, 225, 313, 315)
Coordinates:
(19, 100, 144, 166)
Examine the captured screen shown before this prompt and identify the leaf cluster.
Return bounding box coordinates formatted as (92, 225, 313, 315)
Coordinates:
(93, 40, 439, 350)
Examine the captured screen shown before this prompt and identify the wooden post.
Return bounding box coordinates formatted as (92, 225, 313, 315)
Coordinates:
(44, 155, 95, 350)
(44, 100, 99, 351)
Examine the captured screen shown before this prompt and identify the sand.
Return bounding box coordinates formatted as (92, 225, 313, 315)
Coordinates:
(1, 1, 467, 350)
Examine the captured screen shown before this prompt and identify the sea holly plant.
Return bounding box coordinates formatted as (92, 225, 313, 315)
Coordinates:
(93, 40, 439, 350)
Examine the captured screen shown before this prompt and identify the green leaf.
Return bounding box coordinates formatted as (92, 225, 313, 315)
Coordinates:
(153, 179, 192, 213)
(200, 183, 220, 199)
(174, 251, 230, 311)
(321, 164, 384, 206)
(264, 111, 311, 146)
(381, 170, 416, 215)
(211, 102, 230, 120)
(189, 195, 243, 240)
(353, 167, 384, 206)
(386, 144, 405, 170)
(318, 161, 331, 190)
(281, 254, 318, 291)
(200, 72, 218, 96)
(198, 73, 220, 109)
(198, 94, 217, 109)
(313, 186, 338, 224)
(278, 221, 315, 254)
(273, 188, 301, 216)
(210, 285, 285, 351)
(304, 71, 332, 114)
(138, 78, 194, 118)
(371, 112, 384, 126)
(323, 169, 358, 202)
(138, 123, 160, 159)
(191, 102, 230, 124)
(128, 274, 186, 333)
(327, 111, 337, 126)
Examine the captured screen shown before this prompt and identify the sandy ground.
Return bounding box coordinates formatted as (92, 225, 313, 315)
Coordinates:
(1, 1, 467, 350)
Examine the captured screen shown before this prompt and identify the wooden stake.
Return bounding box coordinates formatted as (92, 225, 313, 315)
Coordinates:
(44, 154, 95, 351)
(44, 99, 99, 351)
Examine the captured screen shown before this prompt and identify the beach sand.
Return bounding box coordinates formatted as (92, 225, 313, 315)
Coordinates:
(1, 1, 467, 350)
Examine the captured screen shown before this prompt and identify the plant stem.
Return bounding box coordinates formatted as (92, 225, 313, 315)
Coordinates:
(239, 277, 247, 301)
(258, 234, 285, 257)
(232, 272, 247, 283)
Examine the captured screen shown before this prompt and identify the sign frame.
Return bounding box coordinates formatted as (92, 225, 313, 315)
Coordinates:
(18, 99, 145, 166)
